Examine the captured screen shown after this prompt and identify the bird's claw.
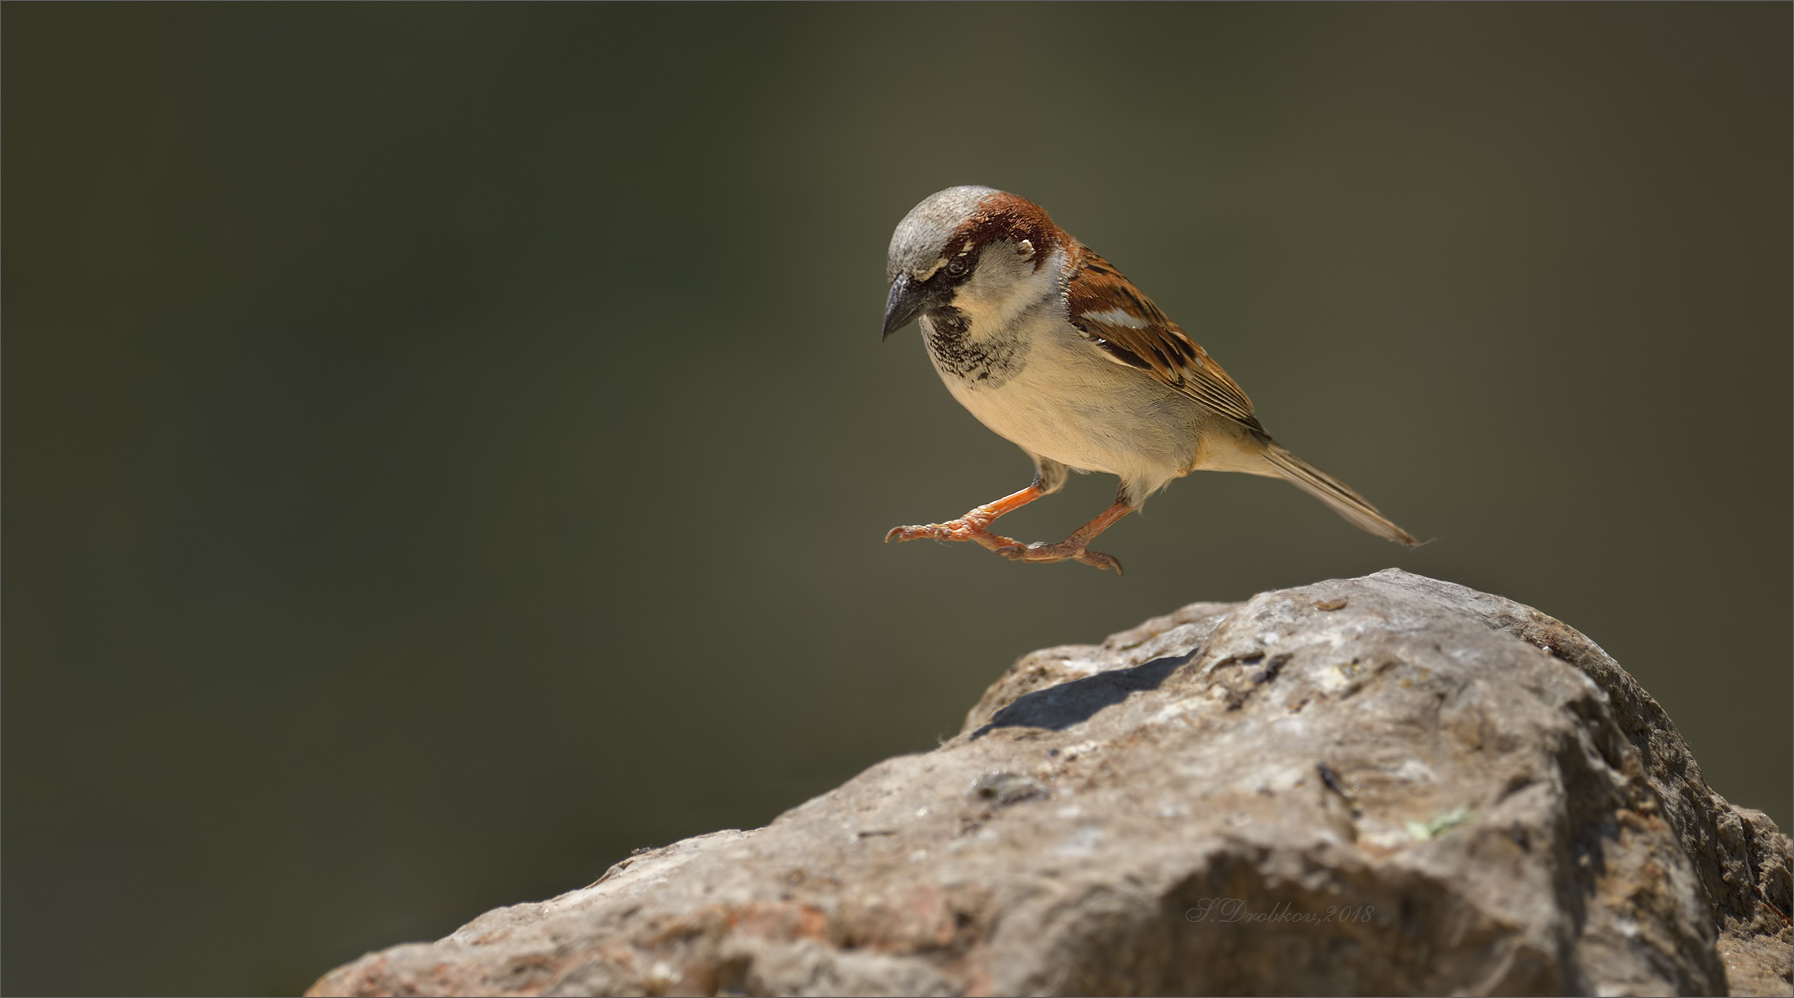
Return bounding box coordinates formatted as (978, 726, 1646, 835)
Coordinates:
(1076, 549, 1124, 575)
(887, 518, 1122, 574)
(992, 541, 1123, 575)
(886, 522, 954, 543)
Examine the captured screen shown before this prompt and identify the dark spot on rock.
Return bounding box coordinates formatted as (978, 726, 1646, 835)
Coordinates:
(972, 654, 1189, 738)
(1251, 654, 1293, 686)
(972, 771, 1049, 807)
(1319, 763, 1351, 801)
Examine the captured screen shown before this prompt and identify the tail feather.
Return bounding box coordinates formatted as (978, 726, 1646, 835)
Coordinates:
(1261, 442, 1419, 546)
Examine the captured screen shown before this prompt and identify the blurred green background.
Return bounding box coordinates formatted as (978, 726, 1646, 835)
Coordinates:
(4, 5, 1788, 995)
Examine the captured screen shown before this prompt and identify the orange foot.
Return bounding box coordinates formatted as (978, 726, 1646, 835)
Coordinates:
(885, 487, 1132, 575)
(992, 540, 1124, 575)
(884, 519, 1023, 552)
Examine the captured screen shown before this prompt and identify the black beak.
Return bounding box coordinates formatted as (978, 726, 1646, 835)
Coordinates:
(881, 272, 933, 340)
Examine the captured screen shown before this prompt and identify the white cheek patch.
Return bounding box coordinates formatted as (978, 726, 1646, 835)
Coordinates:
(1081, 307, 1150, 329)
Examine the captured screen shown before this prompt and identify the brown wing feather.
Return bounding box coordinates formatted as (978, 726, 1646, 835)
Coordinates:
(1063, 246, 1264, 434)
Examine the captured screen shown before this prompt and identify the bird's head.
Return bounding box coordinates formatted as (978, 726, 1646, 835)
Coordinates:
(882, 186, 1067, 339)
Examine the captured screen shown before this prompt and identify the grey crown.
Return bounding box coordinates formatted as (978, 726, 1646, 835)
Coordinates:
(885, 185, 997, 282)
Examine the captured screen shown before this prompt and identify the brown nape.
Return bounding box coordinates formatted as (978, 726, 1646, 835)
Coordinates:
(948, 192, 1064, 272)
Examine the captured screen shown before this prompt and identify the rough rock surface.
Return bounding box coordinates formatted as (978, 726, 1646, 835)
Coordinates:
(310, 570, 1791, 997)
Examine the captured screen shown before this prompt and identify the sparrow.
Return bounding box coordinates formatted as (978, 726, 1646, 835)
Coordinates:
(880, 185, 1418, 575)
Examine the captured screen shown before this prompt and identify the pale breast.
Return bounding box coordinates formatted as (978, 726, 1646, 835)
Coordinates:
(922, 309, 1204, 485)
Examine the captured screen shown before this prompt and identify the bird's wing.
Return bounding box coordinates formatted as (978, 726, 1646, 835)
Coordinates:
(1063, 245, 1264, 434)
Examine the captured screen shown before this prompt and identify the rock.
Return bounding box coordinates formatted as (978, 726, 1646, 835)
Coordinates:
(308, 570, 1791, 997)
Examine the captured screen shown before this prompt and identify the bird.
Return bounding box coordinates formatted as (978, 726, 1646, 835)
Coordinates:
(880, 185, 1418, 575)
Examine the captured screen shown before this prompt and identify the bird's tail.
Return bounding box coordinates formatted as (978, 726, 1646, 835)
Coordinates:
(1261, 442, 1419, 546)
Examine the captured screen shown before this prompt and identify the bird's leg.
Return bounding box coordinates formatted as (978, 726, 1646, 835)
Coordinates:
(885, 480, 1050, 552)
(992, 497, 1136, 575)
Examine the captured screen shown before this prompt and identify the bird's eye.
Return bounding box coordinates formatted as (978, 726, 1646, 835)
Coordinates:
(946, 255, 970, 278)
